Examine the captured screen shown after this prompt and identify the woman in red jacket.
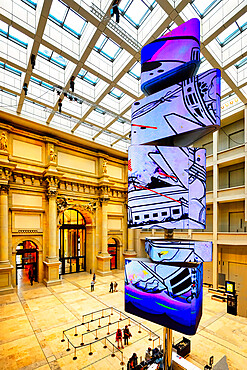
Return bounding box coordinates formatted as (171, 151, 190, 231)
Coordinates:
(116, 328, 124, 349)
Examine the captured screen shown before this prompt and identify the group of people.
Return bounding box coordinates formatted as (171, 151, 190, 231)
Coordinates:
(116, 325, 132, 349)
(109, 281, 118, 292)
(128, 347, 163, 370)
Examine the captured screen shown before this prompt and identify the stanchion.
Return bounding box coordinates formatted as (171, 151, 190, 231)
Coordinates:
(74, 326, 78, 336)
(89, 343, 93, 356)
(103, 338, 107, 349)
(120, 352, 125, 366)
(128, 318, 131, 326)
(163, 327, 172, 370)
(111, 307, 113, 315)
(91, 313, 94, 322)
(138, 324, 141, 333)
(119, 312, 122, 321)
(149, 331, 152, 341)
(66, 340, 71, 352)
(98, 318, 101, 327)
(87, 322, 90, 332)
(73, 348, 77, 360)
(107, 323, 110, 335)
(118, 321, 120, 329)
(80, 334, 84, 346)
(82, 315, 84, 324)
(61, 332, 65, 342)
(102, 309, 104, 318)
(95, 329, 98, 340)
(109, 316, 111, 325)
(111, 344, 115, 357)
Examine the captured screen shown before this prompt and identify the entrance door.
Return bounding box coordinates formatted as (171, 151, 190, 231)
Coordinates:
(108, 238, 117, 269)
(59, 209, 86, 274)
(229, 262, 247, 317)
(16, 241, 38, 286)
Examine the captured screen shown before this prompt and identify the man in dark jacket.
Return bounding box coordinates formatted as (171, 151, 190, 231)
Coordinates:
(111, 0, 121, 23)
(123, 325, 131, 345)
(109, 281, 114, 292)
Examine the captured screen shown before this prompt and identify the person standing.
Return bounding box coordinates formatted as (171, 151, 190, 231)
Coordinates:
(30, 273, 34, 286)
(123, 325, 131, 345)
(93, 273, 96, 282)
(91, 279, 95, 292)
(114, 281, 118, 292)
(116, 328, 124, 349)
(109, 281, 114, 293)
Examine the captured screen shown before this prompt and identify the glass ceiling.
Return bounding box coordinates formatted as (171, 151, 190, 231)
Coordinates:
(0, 0, 246, 153)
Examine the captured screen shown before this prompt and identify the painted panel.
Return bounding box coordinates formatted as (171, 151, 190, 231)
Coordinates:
(108, 218, 122, 230)
(14, 214, 41, 229)
(58, 151, 96, 173)
(12, 193, 42, 208)
(13, 139, 42, 162)
(125, 259, 203, 335)
(128, 146, 206, 229)
(107, 164, 123, 179)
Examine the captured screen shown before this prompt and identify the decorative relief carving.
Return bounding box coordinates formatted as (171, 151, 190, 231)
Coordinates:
(0, 167, 12, 181)
(49, 145, 57, 163)
(0, 132, 8, 151)
(0, 184, 9, 194)
(102, 159, 108, 174)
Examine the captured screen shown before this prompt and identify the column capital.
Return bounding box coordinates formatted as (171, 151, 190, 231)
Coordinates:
(100, 195, 110, 205)
(47, 188, 58, 199)
(0, 184, 9, 194)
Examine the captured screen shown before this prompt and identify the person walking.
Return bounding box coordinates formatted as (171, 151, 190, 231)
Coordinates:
(111, 0, 120, 24)
(116, 328, 124, 349)
(114, 281, 118, 292)
(109, 281, 114, 293)
(91, 279, 95, 292)
(93, 273, 96, 282)
(123, 325, 131, 345)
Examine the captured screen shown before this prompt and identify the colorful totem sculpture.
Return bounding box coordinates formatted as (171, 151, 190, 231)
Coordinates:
(125, 19, 221, 335)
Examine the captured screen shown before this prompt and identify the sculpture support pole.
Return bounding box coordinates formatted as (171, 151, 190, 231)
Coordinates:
(163, 326, 172, 370)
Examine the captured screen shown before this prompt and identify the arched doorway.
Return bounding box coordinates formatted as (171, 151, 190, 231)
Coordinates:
(16, 240, 38, 286)
(108, 238, 118, 270)
(59, 209, 86, 274)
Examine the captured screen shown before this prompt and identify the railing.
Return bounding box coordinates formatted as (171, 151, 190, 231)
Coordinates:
(61, 307, 161, 364)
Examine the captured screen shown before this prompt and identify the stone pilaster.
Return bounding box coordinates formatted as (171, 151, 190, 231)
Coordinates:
(0, 185, 13, 294)
(96, 196, 111, 276)
(123, 228, 137, 259)
(43, 173, 62, 286)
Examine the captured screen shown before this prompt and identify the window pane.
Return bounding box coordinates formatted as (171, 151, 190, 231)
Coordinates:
(236, 14, 247, 28)
(65, 10, 86, 35)
(125, 0, 148, 25)
(95, 34, 106, 49)
(52, 52, 67, 67)
(39, 45, 52, 58)
(49, 0, 67, 22)
(192, 0, 219, 15)
(102, 39, 121, 59)
(129, 62, 141, 79)
(0, 20, 8, 33)
(217, 23, 239, 44)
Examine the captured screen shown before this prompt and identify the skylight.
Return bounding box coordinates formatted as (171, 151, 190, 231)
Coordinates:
(78, 69, 99, 86)
(0, 21, 28, 48)
(94, 107, 106, 115)
(0, 62, 22, 76)
(191, 0, 222, 18)
(49, 0, 87, 38)
(109, 87, 124, 99)
(38, 45, 68, 69)
(30, 77, 54, 91)
(217, 16, 247, 46)
(94, 35, 122, 62)
(128, 61, 141, 80)
(119, 0, 156, 29)
(21, 0, 37, 9)
(235, 57, 247, 69)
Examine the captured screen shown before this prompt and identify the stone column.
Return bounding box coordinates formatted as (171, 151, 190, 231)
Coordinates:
(123, 228, 137, 259)
(96, 197, 111, 275)
(0, 185, 13, 294)
(43, 187, 61, 286)
(212, 130, 218, 288)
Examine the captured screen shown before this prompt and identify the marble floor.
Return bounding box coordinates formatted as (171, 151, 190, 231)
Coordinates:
(1, 269, 247, 370)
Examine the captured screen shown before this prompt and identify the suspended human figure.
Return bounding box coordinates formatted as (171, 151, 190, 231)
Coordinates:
(111, 0, 121, 23)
